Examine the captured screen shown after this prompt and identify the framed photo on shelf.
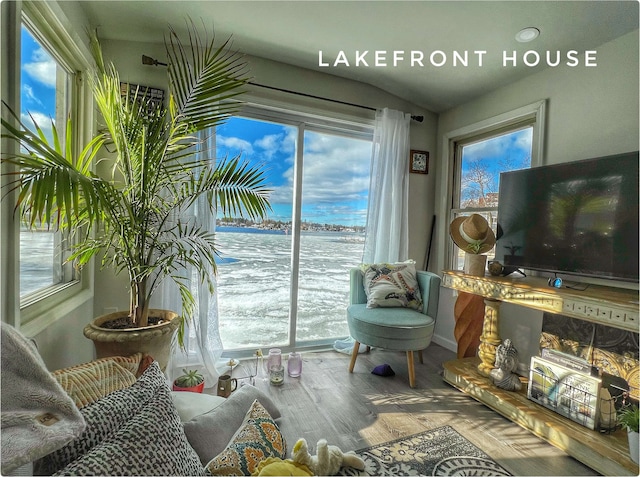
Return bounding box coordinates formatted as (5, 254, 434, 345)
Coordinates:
(410, 150, 429, 174)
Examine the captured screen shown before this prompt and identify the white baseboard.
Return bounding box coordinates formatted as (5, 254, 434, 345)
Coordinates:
(432, 334, 457, 352)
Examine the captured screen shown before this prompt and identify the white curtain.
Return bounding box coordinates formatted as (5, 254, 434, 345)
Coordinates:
(162, 129, 223, 389)
(334, 108, 412, 355)
(362, 108, 411, 264)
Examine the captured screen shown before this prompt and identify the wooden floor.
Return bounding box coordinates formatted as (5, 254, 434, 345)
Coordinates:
(241, 344, 599, 476)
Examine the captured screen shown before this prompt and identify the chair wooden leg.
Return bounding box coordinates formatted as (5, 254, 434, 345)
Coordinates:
(407, 351, 416, 388)
(418, 349, 424, 364)
(348, 341, 361, 373)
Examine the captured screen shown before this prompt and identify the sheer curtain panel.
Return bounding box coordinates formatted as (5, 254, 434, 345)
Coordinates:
(362, 108, 411, 264)
(162, 130, 223, 388)
(334, 108, 411, 356)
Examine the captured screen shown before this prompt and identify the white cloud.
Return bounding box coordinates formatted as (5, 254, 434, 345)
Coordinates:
(301, 132, 371, 204)
(217, 135, 254, 156)
(255, 133, 286, 160)
(23, 47, 56, 88)
(22, 84, 42, 106)
(513, 129, 533, 151)
(21, 111, 55, 144)
(258, 128, 296, 163)
(269, 132, 371, 224)
(220, 123, 372, 225)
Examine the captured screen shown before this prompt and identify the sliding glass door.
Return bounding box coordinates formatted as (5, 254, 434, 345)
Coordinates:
(214, 109, 372, 351)
(295, 129, 371, 343)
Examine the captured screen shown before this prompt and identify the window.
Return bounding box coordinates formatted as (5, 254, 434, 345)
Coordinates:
(1, 2, 92, 328)
(19, 22, 76, 300)
(214, 107, 372, 351)
(448, 102, 545, 270)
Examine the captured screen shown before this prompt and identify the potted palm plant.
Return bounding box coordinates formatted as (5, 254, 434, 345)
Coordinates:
(1, 22, 271, 370)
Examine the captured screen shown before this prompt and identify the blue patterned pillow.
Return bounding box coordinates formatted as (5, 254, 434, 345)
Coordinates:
(361, 260, 423, 310)
(53, 383, 204, 476)
(35, 362, 167, 475)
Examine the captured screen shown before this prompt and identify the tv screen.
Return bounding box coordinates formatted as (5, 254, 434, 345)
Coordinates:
(496, 151, 639, 282)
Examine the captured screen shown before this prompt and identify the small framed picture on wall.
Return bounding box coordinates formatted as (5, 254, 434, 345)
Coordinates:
(410, 150, 429, 174)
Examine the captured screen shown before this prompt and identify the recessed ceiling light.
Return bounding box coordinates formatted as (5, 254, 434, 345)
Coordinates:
(515, 27, 540, 43)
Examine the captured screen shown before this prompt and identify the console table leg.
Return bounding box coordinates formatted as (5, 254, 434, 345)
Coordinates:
(477, 298, 502, 376)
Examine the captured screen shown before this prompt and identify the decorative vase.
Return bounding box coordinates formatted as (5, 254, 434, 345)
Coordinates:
(288, 352, 302, 377)
(464, 254, 487, 277)
(628, 430, 639, 464)
(267, 348, 282, 369)
(83, 309, 180, 371)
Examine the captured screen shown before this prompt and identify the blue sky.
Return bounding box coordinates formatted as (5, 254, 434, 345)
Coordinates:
(21, 26, 57, 140)
(460, 128, 532, 203)
(216, 117, 372, 226)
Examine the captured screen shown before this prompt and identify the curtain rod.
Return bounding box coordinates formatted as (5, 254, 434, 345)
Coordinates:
(248, 81, 424, 122)
(141, 54, 424, 122)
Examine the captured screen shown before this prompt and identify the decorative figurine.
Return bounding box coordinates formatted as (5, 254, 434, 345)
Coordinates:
(490, 339, 522, 391)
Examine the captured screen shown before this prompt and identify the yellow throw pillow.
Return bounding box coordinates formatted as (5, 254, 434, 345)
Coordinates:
(52, 354, 144, 408)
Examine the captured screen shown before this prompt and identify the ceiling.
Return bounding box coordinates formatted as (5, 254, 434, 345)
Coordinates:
(79, 1, 638, 113)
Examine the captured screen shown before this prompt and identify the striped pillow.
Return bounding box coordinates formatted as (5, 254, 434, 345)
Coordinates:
(52, 354, 145, 408)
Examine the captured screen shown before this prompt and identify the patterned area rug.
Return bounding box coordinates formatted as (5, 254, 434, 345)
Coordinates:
(337, 425, 512, 476)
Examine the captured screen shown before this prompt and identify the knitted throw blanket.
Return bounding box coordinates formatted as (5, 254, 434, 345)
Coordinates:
(1, 323, 86, 474)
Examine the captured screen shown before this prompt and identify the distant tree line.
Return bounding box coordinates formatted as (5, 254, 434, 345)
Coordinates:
(217, 217, 365, 233)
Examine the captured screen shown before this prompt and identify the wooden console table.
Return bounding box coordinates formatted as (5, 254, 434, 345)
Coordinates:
(441, 270, 639, 476)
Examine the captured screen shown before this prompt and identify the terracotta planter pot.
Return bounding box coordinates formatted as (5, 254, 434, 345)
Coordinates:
(172, 381, 205, 393)
(83, 309, 180, 371)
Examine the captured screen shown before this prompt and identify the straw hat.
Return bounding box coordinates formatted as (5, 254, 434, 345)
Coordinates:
(449, 214, 496, 254)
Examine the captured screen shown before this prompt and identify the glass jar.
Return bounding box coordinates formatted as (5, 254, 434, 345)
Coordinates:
(288, 352, 302, 377)
(267, 348, 282, 370)
(269, 364, 285, 386)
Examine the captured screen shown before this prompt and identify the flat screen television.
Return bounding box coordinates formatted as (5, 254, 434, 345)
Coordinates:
(495, 151, 639, 282)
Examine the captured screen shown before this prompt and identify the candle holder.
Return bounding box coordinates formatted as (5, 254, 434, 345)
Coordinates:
(232, 350, 272, 387)
(288, 352, 302, 377)
(269, 364, 285, 386)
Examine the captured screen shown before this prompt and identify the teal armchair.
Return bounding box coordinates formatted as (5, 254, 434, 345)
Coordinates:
(347, 268, 441, 387)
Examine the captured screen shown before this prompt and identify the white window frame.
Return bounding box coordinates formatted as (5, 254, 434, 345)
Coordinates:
(1, 1, 94, 334)
(435, 101, 546, 274)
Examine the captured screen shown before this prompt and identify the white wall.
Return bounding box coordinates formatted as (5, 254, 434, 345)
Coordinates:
(432, 30, 640, 365)
(31, 307, 96, 370)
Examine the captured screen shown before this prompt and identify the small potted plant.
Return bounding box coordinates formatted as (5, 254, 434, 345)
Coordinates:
(172, 369, 205, 393)
(618, 403, 639, 464)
